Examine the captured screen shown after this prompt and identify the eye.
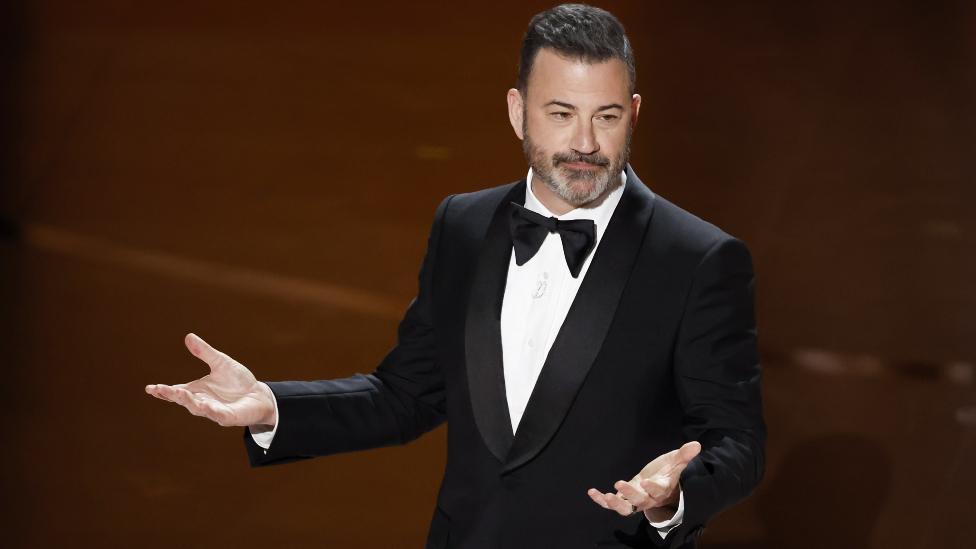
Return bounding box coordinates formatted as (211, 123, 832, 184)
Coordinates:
(596, 114, 619, 122)
(550, 111, 572, 120)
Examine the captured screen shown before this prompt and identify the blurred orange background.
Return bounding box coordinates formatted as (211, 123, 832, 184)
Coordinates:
(1, 1, 974, 547)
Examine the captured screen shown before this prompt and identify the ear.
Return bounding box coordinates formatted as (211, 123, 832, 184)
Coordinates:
(507, 88, 525, 140)
(630, 93, 641, 128)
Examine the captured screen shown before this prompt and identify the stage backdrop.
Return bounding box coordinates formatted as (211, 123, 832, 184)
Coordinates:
(1, 1, 974, 547)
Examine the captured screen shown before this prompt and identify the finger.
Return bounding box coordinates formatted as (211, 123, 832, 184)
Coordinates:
(587, 489, 611, 509)
(654, 441, 703, 477)
(603, 492, 636, 517)
(181, 390, 237, 425)
(192, 392, 237, 420)
(640, 477, 671, 501)
(156, 385, 229, 423)
(664, 441, 703, 479)
(614, 480, 649, 510)
(157, 385, 201, 412)
(184, 333, 227, 372)
(145, 385, 170, 401)
(146, 384, 177, 402)
(676, 441, 702, 465)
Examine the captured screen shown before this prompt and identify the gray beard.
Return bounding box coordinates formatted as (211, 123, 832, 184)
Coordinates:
(521, 123, 631, 208)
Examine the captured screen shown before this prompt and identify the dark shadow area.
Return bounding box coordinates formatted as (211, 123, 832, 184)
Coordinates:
(0, 1, 30, 219)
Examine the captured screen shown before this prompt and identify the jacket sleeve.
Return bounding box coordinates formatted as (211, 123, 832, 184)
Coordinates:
(243, 194, 454, 467)
(656, 236, 767, 547)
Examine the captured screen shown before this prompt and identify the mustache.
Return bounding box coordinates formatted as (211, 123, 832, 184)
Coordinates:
(552, 151, 610, 167)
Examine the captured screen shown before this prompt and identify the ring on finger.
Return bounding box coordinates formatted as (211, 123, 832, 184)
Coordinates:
(619, 494, 639, 516)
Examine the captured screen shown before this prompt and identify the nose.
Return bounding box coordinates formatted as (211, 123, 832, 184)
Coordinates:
(568, 118, 599, 156)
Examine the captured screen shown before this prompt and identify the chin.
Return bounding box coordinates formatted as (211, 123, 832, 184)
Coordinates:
(556, 181, 602, 206)
(569, 168, 611, 189)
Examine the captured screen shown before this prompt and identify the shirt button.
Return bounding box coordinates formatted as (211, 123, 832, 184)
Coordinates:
(527, 338, 535, 348)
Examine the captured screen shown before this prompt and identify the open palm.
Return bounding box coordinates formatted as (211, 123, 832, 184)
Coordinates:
(145, 333, 276, 427)
(588, 441, 701, 521)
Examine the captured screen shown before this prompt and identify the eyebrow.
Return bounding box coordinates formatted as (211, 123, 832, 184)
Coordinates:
(543, 100, 624, 112)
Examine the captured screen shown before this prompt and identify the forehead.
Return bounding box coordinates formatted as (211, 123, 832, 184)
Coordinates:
(525, 48, 630, 106)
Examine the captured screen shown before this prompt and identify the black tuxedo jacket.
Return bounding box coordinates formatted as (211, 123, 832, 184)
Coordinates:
(244, 165, 765, 548)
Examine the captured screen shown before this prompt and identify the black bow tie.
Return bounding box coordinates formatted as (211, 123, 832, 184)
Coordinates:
(509, 202, 596, 278)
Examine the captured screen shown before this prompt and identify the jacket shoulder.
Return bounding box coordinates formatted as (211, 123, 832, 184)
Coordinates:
(649, 194, 749, 259)
(438, 180, 521, 233)
(447, 180, 520, 214)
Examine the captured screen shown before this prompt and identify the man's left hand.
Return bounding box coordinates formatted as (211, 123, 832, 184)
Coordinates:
(587, 441, 701, 522)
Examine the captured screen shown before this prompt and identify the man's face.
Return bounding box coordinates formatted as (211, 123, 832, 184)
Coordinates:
(508, 48, 640, 210)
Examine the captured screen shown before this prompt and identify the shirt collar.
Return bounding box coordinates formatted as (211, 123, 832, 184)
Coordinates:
(524, 167, 627, 244)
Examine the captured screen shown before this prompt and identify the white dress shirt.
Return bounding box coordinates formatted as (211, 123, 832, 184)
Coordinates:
(500, 169, 682, 537)
(500, 168, 625, 431)
(251, 168, 683, 537)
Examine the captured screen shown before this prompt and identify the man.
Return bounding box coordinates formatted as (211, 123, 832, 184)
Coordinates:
(146, 4, 765, 548)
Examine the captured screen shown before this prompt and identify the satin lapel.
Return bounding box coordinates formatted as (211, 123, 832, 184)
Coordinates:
(464, 180, 526, 463)
(503, 166, 657, 473)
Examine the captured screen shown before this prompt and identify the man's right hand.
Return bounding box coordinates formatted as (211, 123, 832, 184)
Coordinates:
(145, 333, 277, 428)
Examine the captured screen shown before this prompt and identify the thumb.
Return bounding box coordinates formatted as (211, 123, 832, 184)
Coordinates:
(184, 333, 224, 371)
(676, 441, 702, 465)
(667, 441, 701, 479)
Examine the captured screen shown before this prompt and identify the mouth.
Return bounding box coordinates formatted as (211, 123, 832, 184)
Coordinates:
(561, 161, 604, 170)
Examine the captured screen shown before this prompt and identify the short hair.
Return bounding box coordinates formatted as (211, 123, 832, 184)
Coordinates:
(517, 3, 636, 95)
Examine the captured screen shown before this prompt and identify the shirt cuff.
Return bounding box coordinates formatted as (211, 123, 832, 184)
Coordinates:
(648, 488, 684, 539)
(248, 382, 279, 450)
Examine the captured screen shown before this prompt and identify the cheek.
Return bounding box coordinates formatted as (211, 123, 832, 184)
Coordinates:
(526, 120, 569, 153)
(598, 127, 629, 154)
